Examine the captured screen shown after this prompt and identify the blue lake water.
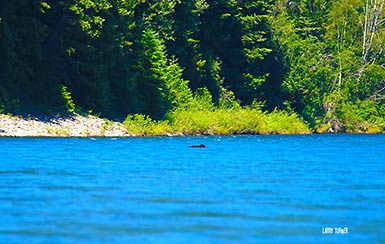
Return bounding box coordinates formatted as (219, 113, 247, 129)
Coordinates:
(0, 135, 385, 243)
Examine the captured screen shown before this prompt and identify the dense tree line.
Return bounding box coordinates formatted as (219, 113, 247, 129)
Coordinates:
(0, 0, 384, 131)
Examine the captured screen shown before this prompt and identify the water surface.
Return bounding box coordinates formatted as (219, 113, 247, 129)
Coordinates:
(1, 135, 384, 243)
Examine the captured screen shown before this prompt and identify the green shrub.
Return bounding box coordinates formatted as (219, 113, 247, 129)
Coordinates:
(61, 85, 75, 114)
(338, 100, 385, 133)
(166, 107, 310, 135)
(123, 114, 171, 136)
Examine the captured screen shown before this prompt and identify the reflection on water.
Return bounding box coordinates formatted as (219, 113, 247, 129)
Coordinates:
(0, 135, 385, 243)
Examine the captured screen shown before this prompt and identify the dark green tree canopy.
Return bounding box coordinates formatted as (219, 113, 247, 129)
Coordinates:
(1, 0, 384, 132)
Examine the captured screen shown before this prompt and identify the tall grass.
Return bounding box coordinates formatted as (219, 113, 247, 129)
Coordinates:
(123, 107, 311, 136)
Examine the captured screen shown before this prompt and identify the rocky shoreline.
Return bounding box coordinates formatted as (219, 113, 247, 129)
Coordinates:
(0, 114, 131, 137)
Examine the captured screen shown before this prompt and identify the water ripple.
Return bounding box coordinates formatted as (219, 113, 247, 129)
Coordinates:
(0, 135, 384, 243)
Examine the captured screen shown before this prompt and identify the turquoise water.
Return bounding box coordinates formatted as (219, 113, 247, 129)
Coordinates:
(0, 135, 384, 243)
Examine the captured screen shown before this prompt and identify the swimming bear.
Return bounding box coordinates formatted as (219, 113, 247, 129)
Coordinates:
(188, 144, 206, 148)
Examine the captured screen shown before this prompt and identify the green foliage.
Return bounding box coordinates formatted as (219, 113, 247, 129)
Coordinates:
(130, 28, 193, 118)
(334, 99, 384, 133)
(218, 86, 241, 110)
(69, 0, 112, 38)
(190, 87, 215, 111)
(61, 85, 76, 113)
(123, 114, 171, 136)
(123, 107, 310, 136)
(170, 106, 311, 135)
(1, 0, 384, 133)
(123, 86, 310, 135)
(258, 110, 311, 134)
(272, 0, 385, 132)
(132, 28, 170, 118)
(163, 58, 194, 109)
(272, 1, 333, 125)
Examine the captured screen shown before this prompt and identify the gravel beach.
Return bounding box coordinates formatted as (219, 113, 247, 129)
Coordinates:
(0, 114, 131, 137)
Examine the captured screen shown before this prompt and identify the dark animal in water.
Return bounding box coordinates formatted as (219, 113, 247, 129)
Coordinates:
(188, 144, 206, 148)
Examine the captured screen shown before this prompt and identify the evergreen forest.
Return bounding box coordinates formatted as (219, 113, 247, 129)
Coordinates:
(1, 0, 385, 133)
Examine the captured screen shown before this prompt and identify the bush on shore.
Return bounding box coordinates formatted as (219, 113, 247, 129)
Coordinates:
(316, 99, 385, 133)
(123, 87, 311, 136)
(123, 107, 311, 136)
